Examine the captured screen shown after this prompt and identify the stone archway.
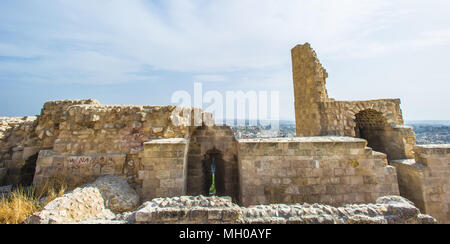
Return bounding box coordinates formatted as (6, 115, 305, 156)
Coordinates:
(199, 148, 226, 196)
(186, 126, 240, 203)
(354, 109, 391, 157)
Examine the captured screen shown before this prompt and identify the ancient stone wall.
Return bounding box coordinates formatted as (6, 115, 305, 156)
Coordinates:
(0, 100, 101, 185)
(51, 104, 202, 155)
(33, 103, 213, 192)
(291, 43, 330, 137)
(237, 137, 399, 207)
(392, 144, 450, 224)
(0, 116, 39, 185)
(291, 44, 415, 160)
(37, 99, 101, 148)
(0, 99, 214, 193)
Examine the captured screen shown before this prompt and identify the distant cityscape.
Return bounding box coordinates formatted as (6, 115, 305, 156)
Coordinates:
(406, 121, 450, 145)
(228, 120, 450, 145)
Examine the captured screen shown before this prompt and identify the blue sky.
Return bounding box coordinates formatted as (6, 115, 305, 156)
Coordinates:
(0, 0, 449, 120)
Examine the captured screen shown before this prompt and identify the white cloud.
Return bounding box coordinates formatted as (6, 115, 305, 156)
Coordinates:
(0, 0, 408, 80)
(0, 0, 450, 126)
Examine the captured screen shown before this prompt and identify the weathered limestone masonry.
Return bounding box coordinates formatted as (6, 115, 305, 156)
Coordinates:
(238, 137, 399, 207)
(291, 43, 449, 223)
(25, 179, 436, 224)
(130, 195, 435, 224)
(0, 116, 38, 185)
(1, 43, 448, 224)
(140, 126, 240, 202)
(0, 100, 99, 186)
(185, 126, 239, 202)
(0, 99, 214, 194)
(33, 102, 213, 195)
(292, 43, 415, 161)
(391, 144, 450, 224)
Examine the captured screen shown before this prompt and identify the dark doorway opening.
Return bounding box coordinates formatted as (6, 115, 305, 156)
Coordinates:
(186, 126, 241, 203)
(202, 148, 226, 197)
(187, 146, 239, 201)
(354, 109, 389, 156)
(20, 153, 39, 186)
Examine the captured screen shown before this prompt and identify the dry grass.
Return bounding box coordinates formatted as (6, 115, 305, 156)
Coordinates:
(0, 175, 67, 224)
(0, 187, 40, 224)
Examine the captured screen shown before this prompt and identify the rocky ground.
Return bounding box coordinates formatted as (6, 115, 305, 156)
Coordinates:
(23, 175, 436, 224)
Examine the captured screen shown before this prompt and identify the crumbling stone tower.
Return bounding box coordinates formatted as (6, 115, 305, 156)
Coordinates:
(292, 43, 416, 160)
(292, 43, 330, 137)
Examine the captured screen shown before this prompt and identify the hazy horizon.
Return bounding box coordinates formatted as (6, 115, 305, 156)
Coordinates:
(1, 0, 449, 121)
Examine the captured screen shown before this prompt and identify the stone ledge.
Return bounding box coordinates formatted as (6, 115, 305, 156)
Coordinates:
(144, 138, 188, 145)
(126, 195, 436, 224)
(238, 136, 366, 144)
(324, 98, 401, 104)
(414, 144, 450, 155)
(391, 159, 427, 171)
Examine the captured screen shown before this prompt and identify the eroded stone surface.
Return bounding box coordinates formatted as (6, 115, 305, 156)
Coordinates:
(25, 186, 115, 224)
(121, 195, 436, 224)
(89, 175, 140, 213)
(25, 175, 139, 224)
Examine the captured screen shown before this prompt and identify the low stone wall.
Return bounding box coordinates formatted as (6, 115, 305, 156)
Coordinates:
(238, 137, 399, 207)
(392, 144, 450, 224)
(129, 195, 435, 224)
(0, 99, 213, 189)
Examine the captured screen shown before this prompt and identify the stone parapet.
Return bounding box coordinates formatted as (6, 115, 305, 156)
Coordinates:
(237, 136, 399, 207)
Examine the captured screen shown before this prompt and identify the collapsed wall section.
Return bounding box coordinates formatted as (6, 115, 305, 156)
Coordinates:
(391, 144, 450, 224)
(237, 137, 399, 207)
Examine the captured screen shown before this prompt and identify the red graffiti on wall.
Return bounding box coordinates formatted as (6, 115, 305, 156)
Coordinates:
(68, 156, 114, 170)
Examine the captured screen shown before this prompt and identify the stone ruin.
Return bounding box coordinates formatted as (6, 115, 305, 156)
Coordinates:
(0, 43, 448, 224)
